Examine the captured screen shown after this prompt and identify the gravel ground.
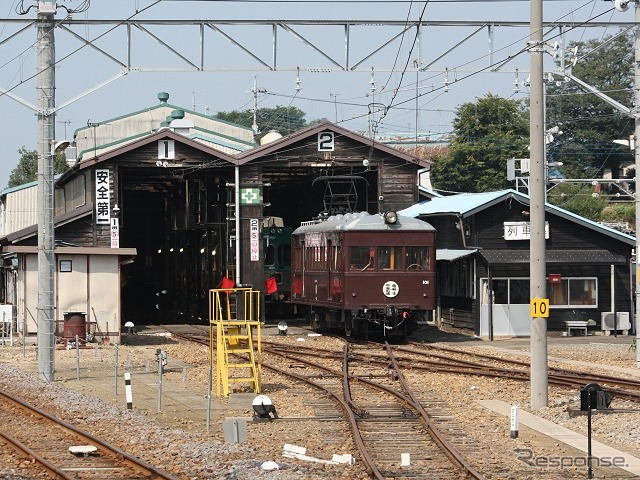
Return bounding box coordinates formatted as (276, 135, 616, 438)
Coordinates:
(0, 328, 639, 479)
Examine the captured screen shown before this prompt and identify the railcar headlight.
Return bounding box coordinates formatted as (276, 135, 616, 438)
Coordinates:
(384, 211, 398, 225)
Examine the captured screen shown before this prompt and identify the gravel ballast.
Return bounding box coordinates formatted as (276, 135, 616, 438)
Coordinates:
(0, 328, 639, 479)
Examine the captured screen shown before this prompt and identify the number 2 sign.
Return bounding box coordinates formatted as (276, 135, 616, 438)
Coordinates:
(318, 131, 335, 151)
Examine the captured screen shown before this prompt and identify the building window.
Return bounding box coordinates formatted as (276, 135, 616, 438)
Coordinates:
(549, 278, 597, 307)
(59, 260, 72, 272)
(482, 277, 597, 308)
(482, 278, 530, 304)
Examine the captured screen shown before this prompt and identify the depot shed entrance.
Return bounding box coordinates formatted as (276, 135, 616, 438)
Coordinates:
(0, 118, 429, 339)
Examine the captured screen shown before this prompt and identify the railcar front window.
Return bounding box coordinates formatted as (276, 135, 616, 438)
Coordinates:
(350, 246, 374, 270)
(379, 246, 400, 270)
(264, 244, 275, 266)
(279, 244, 291, 267)
(406, 246, 429, 270)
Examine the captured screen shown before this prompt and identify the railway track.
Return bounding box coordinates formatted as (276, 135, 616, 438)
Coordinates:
(402, 343, 640, 402)
(0, 387, 179, 480)
(264, 339, 640, 402)
(166, 325, 486, 479)
(165, 324, 640, 478)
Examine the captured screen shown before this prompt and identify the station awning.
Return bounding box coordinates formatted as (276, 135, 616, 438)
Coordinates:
(436, 248, 478, 262)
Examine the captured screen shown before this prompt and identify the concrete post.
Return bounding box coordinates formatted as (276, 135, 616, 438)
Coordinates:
(529, 0, 549, 409)
(36, 8, 56, 382)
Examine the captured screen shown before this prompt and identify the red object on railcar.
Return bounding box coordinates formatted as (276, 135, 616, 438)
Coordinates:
(290, 211, 436, 340)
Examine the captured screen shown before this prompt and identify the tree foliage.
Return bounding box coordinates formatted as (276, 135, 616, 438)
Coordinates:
(216, 106, 307, 136)
(546, 33, 634, 182)
(8, 147, 70, 188)
(548, 183, 609, 222)
(430, 94, 529, 192)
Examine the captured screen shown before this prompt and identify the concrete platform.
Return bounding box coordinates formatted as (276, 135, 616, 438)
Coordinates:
(478, 399, 640, 477)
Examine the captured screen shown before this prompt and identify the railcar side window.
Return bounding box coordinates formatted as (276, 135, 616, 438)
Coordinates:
(332, 245, 341, 270)
(405, 246, 429, 270)
(350, 246, 374, 270)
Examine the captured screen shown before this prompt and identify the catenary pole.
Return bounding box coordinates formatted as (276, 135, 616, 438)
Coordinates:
(36, 6, 56, 382)
(635, 0, 640, 368)
(529, 0, 548, 408)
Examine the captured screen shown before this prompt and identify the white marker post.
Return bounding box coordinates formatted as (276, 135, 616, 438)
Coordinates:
(510, 405, 519, 439)
(124, 372, 133, 410)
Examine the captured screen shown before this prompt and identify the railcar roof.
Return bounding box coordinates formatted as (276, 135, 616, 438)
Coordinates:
(293, 211, 436, 234)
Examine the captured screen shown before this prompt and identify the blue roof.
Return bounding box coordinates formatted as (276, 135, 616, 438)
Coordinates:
(2, 174, 63, 195)
(401, 189, 516, 217)
(399, 189, 635, 246)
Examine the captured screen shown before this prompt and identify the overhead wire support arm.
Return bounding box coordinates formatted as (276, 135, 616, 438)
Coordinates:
(561, 70, 633, 117)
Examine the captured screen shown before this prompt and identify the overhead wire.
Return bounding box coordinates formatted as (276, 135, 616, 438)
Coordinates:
(0, 0, 162, 101)
(1, 0, 622, 142)
(256, 0, 617, 136)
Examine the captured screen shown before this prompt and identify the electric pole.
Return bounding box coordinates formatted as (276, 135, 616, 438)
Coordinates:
(251, 76, 259, 134)
(36, 3, 56, 382)
(529, 0, 548, 409)
(633, 0, 640, 368)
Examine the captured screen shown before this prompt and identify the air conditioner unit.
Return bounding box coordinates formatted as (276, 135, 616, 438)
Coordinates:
(601, 312, 631, 331)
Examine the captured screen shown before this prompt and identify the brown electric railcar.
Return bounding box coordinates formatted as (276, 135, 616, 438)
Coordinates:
(290, 211, 436, 340)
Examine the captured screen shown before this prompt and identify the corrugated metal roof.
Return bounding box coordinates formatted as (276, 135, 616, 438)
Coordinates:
(480, 249, 627, 265)
(400, 189, 517, 217)
(399, 189, 635, 246)
(436, 249, 478, 261)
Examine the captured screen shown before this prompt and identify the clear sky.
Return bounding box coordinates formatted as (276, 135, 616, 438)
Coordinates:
(0, 0, 622, 188)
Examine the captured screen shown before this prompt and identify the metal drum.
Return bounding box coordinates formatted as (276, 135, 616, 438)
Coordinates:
(63, 312, 86, 340)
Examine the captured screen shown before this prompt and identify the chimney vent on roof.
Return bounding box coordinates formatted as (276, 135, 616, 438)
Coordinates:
(171, 109, 185, 119)
(158, 92, 170, 104)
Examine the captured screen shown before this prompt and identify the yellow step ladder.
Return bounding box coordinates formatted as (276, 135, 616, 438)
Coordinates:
(209, 287, 262, 397)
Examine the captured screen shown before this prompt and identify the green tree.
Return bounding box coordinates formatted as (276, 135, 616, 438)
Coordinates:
(548, 183, 608, 222)
(8, 147, 70, 188)
(216, 106, 307, 136)
(430, 94, 529, 192)
(546, 33, 634, 183)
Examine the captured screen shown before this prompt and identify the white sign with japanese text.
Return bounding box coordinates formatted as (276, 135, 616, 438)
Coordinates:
(504, 221, 549, 240)
(250, 218, 260, 261)
(110, 218, 119, 248)
(95, 169, 111, 225)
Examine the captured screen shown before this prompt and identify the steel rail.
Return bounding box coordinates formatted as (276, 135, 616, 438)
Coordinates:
(265, 344, 487, 479)
(0, 388, 180, 480)
(267, 340, 640, 402)
(383, 342, 485, 480)
(0, 429, 73, 480)
(262, 347, 383, 479)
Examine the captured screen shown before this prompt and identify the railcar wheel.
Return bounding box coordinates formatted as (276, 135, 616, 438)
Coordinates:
(407, 263, 424, 270)
(344, 316, 355, 337)
(311, 311, 327, 332)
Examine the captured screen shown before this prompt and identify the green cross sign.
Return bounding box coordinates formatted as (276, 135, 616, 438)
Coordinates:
(240, 187, 260, 204)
